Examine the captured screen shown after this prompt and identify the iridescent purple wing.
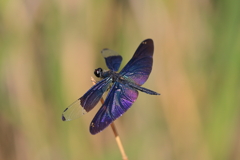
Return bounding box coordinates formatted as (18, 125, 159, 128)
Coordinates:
(119, 39, 154, 86)
(62, 77, 112, 121)
(90, 82, 138, 135)
(80, 77, 112, 112)
(101, 48, 122, 71)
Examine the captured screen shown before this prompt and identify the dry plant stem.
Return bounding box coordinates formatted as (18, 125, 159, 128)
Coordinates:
(91, 77, 128, 160)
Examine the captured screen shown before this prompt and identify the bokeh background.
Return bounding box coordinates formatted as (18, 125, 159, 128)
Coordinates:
(1, 0, 240, 160)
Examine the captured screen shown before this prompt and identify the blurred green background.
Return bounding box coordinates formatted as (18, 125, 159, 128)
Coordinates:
(1, 0, 240, 160)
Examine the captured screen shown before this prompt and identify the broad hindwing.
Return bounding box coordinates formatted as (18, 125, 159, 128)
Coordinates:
(101, 48, 122, 71)
(90, 82, 138, 135)
(62, 77, 112, 121)
(119, 39, 154, 86)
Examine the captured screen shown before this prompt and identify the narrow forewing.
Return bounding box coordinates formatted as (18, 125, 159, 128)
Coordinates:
(62, 77, 112, 121)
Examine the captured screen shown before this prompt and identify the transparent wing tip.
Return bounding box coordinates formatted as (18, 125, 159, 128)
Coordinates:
(82, 108, 87, 115)
(61, 99, 87, 121)
(101, 48, 119, 57)
(62, 114, 67, 121)
(101, 48, 109, 53)
(62, 107, 73, 121)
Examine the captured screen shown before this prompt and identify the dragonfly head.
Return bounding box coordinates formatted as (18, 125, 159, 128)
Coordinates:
(94, 68, 103, 78)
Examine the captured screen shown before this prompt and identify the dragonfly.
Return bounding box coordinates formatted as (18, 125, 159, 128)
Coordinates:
(62, 39, 160, 135)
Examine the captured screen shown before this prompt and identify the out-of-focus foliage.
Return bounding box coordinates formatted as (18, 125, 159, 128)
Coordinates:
(0, 0, 240, 160)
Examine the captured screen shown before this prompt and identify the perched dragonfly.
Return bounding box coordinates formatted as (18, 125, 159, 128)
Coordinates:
(62, 39, 160, 135)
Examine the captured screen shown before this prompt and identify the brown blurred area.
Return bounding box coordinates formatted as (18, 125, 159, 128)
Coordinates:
(1, 0, 240, 160)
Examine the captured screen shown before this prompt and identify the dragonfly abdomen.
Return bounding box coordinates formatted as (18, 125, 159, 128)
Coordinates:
(127, 83, 160, 95)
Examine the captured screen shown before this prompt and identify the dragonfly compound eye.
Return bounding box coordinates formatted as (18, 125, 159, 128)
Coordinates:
(94, 68, 103, 77)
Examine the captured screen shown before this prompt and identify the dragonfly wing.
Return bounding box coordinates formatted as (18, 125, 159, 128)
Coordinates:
(90, 82, 138, 135)
(80, 77, 112, 112)
(62, 99, 86, 121)
(119, 39, 154, 86)
(101, 48, 122, 71)
(62, 77, 112, 121)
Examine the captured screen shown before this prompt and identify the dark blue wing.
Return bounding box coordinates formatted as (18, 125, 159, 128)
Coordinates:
(119, 39, 154, 86)
(101, 48, 122, 71)
(89, 82, 138, 135)
(62, 77, 112, 121)
(80, 77, 112, 112)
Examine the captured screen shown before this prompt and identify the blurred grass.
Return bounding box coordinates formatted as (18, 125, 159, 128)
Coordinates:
(0, 0, 240, 160)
